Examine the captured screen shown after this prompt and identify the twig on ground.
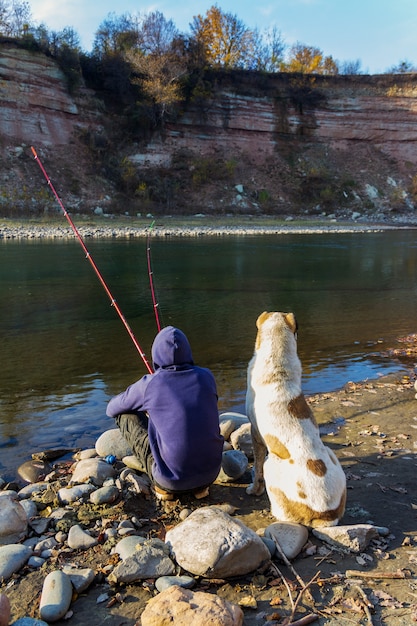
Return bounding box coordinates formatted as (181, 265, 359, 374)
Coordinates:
(351, 584, 374, 625)
(272, 536, 315, 603)
(346, 569, 409, 580)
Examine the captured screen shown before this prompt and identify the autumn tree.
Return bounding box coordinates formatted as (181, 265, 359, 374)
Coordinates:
(283, 42, 338, 75)
(190, 5, 253, 68)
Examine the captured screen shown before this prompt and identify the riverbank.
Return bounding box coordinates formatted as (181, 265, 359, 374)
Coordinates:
(1, 372, 417, 626)
(1, 213, 417, 239)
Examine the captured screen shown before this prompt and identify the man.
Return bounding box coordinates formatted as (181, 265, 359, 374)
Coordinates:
(106, 325, 224, 500)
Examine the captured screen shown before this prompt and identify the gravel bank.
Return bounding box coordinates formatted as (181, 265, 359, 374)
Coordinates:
(1, 218, 416, 239)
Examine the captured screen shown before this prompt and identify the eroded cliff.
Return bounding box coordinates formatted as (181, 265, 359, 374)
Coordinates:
(1, 43, 417, 219)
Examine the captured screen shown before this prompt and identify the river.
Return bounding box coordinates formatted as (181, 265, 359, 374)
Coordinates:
(1, 230, 416, 479)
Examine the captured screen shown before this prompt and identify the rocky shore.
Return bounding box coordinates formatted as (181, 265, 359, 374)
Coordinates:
(1, 213, 417, 240)
(1, 373, 417, 626)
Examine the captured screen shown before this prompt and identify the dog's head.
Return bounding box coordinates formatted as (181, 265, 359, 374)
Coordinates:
(255, 311, 298, 352)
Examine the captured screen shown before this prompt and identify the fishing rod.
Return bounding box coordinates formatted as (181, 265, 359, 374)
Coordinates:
(146, 220, 161, 332)
(31, 146, 154, 375)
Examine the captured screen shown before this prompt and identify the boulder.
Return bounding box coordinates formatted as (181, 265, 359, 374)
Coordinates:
(0, 494, 28, 545)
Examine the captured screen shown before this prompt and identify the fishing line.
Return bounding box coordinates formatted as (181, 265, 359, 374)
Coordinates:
(31, 146, 154, 374)
(146, 220, 162, 332)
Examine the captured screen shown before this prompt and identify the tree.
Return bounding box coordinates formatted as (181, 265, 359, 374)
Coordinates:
(248, 26, 286, 72)
(284, 42, 338, 75)
(139, 10, 179, 55)
(92, 12, 139, 57)
(388, 59, 415, 74)
(339, 59, 362, 75)
(190, 4, 252, 68)
(0, 0, 31, 37)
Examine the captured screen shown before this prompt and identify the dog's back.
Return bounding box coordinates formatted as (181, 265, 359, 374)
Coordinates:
(246, 312, 346, 528)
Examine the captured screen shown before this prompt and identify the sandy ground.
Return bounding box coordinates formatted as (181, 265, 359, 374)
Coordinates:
(2, 363, 417, 626)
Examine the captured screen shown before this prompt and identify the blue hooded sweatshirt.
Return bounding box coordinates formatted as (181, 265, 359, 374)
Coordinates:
(106, 326, 224, 492)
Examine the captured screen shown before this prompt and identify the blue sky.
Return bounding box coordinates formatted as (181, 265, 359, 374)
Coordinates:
(29, 0, 417, 74)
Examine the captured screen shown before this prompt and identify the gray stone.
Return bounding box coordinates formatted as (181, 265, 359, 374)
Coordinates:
(18, 483, 49, 499)
(67, 524, 98, 550)
(0, 494, 28, 545)
(28, 556, 46, 568)
(29, 517, 51, 535)
(312, 524, 379, 553)
(217, 450, 248, 483)
(70, 458, 115, 486)
(264, 522, 309, 560)
(113, 535, 147, 560)
(34, 537, 58, 553)
(39, 570, 73, 622)
(19, 499, 38, 520)
(229, 423, 253, 459)
(122, 455, 147, 472)
(17, 460, 52, 484)
(165, 507, 270, 578)
(155, 575, 196, 592)
(58, 484, 96, 504)
(89, 484, 119, 505)
(62, 566, 95, 592)
(75, 448, 98, 460)
(109, 539, 175, 583)
(0, 593, 10, 626)
(12, 619, 48, 626)
(0, 544, 32, 580)
(95, 429, 132, 459)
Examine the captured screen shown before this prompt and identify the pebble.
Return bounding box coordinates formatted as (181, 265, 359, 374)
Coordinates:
(217, 449, 248, 483)
(155, 575, 196, 592)
(19, 499, 38, 520)
(229, 423, 253, 459)
(0, 544, 32, 580)
(58, 484, 96, 504)
(28, 556, 46, 568)
(62, 566, 95, 593)
(264, 522, 309, 560)
(113, 535, 147, 560)
(34, 537, 58, 553)
(17, 460, 52, 484)
(0, 593, 10, 626)
(70, 458, 115, 487)
(0, 494, 28, 545)
(108, 539, 175, 583)
(39, 570, 73, 622)
(89, 484, 119, 505)
(18, 483, 49, 499)
(67, 524, 98, 550)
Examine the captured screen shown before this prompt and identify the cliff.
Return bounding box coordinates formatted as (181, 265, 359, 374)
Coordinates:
(1, 43, 417, 220)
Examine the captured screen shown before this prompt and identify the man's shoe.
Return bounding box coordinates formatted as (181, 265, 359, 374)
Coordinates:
(154, 486, 174, 501)
(193, 486, 209, 500)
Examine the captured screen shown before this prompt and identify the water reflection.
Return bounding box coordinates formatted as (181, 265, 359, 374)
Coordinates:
(0, 231, 416, 479)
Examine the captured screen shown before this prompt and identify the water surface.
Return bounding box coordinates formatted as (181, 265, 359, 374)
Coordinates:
(1, 231, 416, 478)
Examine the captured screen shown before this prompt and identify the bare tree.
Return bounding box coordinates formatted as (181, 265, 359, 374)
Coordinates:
(0, 0, 31, 37)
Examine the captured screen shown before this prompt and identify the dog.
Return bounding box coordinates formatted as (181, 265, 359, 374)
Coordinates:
(246, 311, 346, 528)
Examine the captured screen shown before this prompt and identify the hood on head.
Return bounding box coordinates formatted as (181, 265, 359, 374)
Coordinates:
(151, 326, 194, 369)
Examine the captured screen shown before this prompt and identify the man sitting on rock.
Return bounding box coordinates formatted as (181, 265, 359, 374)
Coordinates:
(106, 325, 224, 500)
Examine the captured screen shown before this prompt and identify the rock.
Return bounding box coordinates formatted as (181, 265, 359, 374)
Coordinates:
(95, 429, 132, 459)
(123, 472, 151, 495)
(0, 593, 10, 626)
(39, 570, 73, 622)
(13, 617, 48, 626)
(58, 484, 96, 504)
(62, 566, 95, 593)
(312, 524, 379, 553)
(219, 412, 249, 436)
(17, 483, 49, 499)
(89, 484, 119, 505)
(29, 517, 51, 535)
(155, 575, 196, 592)
(19, 499, 38, 520)
(141, 585, 244, 626)
(74, 448, 98, 460)
(165, 507, 270, 578)
(113, 535, 147, 560)
(229, 423, 253, 459)
(219, 419, 238, 441)
(109, 538, 175, 583)
(34, 537, 58, 553)
(0, 544, 32, 580)
(264, 522, 309, 560)
(28, 556, 46, 568)
(67, 524, 98, 550)
(70, 458, 115, 486)
(17, 460, 52, 483)
(217, 450, 248, 483)
(122, 455, 147, 472)
(0, 494, 28, 545)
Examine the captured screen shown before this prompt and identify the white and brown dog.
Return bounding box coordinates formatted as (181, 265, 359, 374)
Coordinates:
(246, 311, 346, 528)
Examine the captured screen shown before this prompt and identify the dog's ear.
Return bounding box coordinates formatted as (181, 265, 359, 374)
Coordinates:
(256, 311, 271, 329)
(284, 312, 298, 334)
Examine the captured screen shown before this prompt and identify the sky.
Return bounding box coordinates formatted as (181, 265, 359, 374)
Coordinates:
(28, 0, 417, 74)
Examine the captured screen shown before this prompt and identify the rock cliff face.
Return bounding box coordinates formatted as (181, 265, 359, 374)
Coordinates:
(1, 43, 417, 216)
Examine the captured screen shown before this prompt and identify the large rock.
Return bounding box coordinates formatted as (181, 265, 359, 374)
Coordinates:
(165, 507, 270, 578)
(312, 524, 379, 553)
(95, 429, 132, 460)
(0, 494, 28, 545)
(141, 585, 244, 626)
